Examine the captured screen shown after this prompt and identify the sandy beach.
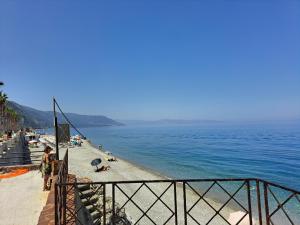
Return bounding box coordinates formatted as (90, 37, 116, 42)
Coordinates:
(44, 135, 253, 225)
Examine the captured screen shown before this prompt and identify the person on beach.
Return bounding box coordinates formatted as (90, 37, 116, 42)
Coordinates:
(99, 165, 110, 171)
(41, 146, 52, 191)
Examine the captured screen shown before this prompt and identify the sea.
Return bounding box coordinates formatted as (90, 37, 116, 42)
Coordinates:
(42, 121, 300, 221)
(76, 121, 300, 190)
(81, 122, 300, 222)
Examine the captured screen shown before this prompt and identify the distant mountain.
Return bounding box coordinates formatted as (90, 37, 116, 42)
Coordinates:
(7, 101, 123, 128)
(155, 119, 223, 124)
(120, 119, 223, 125)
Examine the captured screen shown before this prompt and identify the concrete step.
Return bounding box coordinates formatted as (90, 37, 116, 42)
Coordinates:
(77, 184, 90, 192)
(82, 196, 98, 206)
(93, 218, 101, 225)
(86, 204, 96, 213)
(91, 210, 101, 220)
(79, 189, 94, 199)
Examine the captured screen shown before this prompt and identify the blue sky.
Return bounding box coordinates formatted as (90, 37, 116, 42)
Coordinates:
(1, 0, 299, 121)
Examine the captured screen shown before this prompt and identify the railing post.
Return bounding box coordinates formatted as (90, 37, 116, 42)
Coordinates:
(183, 181, 187, 225)
(103, 184, 106, 225)
(53, 98, 59, 160)
(264, 182, 270, 225)
(63, 184, 66, 225)
(66, 149, 68, 175)
(55, 183, 58, 225)
(247, 180, 253, 225)
(256, 180, 263, 225)
(173, 181, 178, 225)
(54, 151, 68, 225)
(112, 184, 115, 225)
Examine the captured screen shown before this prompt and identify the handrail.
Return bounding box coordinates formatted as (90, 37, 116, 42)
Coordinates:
(60, 178, 300, 193)
(61, 178, 256, 185)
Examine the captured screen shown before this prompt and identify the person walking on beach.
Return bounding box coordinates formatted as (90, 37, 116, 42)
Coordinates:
(41, 146, 52, 191)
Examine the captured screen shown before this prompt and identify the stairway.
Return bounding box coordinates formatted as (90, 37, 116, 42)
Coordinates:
(77, 183, 102, 225)
(77, 181, 133, 225)
(0, 135, 31, 166)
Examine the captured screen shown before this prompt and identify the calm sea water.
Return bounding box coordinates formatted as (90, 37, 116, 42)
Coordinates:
(77, 122, 300, 190)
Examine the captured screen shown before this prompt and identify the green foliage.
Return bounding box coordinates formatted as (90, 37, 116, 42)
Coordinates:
(0, 90, 21, 131)
(0, 91, 8, 105)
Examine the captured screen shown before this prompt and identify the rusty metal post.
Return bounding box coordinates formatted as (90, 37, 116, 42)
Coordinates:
(63, 184, 66, 225)
(183, 181, 187, 225)
(264, 182, 270, 225)
(103, 184, 106, 225)
(55, 183, 58, 225)
(247, 180, 253, 225)
(173, 182, 178, 225)
(53, 98, 59, 160)
(256, 180, 263, 225)
(65, 149, 68, 177)
(112, 184, 115, 224)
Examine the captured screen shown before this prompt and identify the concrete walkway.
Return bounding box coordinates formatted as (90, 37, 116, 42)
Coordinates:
(0, 171, 48, 225)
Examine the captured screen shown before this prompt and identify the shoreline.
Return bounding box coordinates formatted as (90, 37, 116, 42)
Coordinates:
(43, 134, 254, 224)
(86, 139, 252, 213)
(87, 139, 174, 181)
(85, 138, 255, 209)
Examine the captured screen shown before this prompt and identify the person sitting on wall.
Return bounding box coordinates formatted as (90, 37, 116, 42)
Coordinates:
(41, 146, 53, 191)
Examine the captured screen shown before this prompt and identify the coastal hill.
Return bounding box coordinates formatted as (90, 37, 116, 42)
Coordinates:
(7, 101, 123, 128)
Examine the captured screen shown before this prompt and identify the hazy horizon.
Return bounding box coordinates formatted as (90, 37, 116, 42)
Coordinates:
(5, 100, 300, 124)
(1, 0, 299, 121)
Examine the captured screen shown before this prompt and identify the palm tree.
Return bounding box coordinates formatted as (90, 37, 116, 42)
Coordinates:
(0, 90, 21, 132)
(0, 93, 7, 110)
(0, 91, 8, 132)
(4, 107, 20, 131)
(0, 92, 7, 105)
(13, 111, 21, 130)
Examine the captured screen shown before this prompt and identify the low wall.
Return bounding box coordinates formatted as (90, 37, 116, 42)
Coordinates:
(37, 174, 77, 225)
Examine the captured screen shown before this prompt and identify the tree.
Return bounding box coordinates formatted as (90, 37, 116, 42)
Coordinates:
(0, 91, 7, 104)
(0, 91, 20, 132)
(0, 91, 8, 131)
(5, 107, 20, 131)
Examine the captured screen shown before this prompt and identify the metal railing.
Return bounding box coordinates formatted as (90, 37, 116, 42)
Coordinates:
(55, 149, 68, 225)
(263, 181, 300, 225)
(55, 153, 300, 225)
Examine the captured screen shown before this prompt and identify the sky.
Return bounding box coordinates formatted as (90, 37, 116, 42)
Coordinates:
(0, 0, 300, 121)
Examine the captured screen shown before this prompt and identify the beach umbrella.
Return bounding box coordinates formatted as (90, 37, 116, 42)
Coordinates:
(91, 158, 102, 172)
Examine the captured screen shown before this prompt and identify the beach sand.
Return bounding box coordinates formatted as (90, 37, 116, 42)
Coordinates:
(44, 135, 254, 225)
